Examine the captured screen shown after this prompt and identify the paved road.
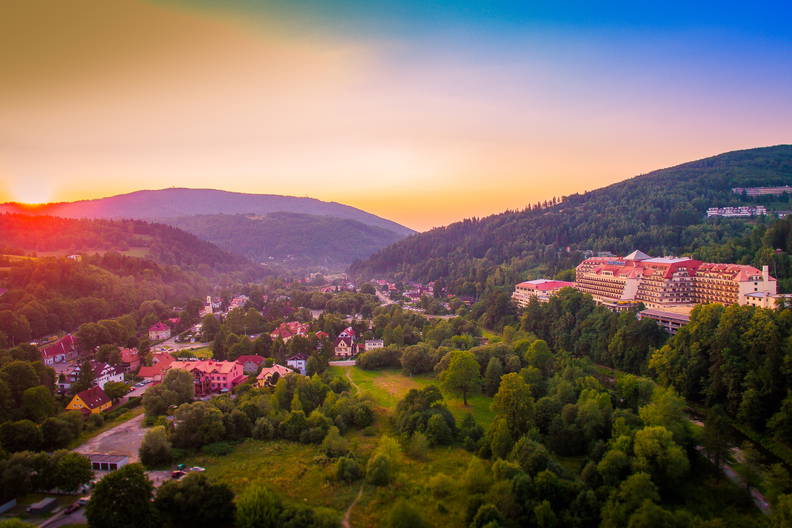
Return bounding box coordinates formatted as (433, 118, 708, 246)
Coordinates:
(75, 413, 146, 462)
(695, 446, 770, 515)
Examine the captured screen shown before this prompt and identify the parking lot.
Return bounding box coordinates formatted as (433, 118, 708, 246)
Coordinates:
(75, 413, 146, 463)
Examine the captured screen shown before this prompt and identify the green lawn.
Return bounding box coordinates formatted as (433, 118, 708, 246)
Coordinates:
(328, 366, 495, 427)
(173, 346, 213, 359)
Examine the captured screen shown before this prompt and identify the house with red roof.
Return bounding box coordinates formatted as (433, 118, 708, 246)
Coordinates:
(286, 353, 309, 375)
(119, 348, 140, 373)
(166, 360, 245, 395)
(270, 321, 310, 342)
(137, 352, 175, 382)
(235, 354, 266, 374)
(148, 322, 171, 341)
(40, 334, 79, 366)
(66, 386, 111, 414)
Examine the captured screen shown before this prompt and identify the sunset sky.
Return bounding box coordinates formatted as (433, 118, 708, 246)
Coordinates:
(2, 1, 791, 231)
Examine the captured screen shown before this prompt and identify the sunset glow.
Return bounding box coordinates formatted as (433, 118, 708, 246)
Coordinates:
(2, 0, 792, 230)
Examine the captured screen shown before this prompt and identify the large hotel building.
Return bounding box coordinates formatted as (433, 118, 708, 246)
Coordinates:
(574, 250, 781, 312)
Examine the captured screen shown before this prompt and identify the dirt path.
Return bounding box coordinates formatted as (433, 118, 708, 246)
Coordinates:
(342, 485, 364, 528)
(345, 368, 361, 394)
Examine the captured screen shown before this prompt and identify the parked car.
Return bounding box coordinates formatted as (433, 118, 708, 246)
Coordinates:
(78, 497, 90, 506)
(64, 502, 81, 514)
(190, 466, 206, 472)
(171, 470, 186, 480)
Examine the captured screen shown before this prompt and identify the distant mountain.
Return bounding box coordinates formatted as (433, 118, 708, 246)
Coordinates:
(165, 212, 408, 270)
(0, 213, 244, 273)
(0, 188, 415, 238)
(351, 145, 792, 296)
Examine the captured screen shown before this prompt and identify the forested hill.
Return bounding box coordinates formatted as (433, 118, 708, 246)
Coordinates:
(0, 188, 414, 238)
(165, 212, 407, 270)
(0, 214, 245, 273)
(351, 145, 792, 296)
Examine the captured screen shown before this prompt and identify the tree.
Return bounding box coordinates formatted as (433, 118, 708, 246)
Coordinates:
(483, 357, 504, 397)
(702, 405, 731, 470)
(140, 426, 173, 467)
(53, 451, 93, 492)
(103, 381, 130, 403)
(154, 473, 235, 528)
(71, 359, 96, 395)
(771, 494, 792, 528)
(0, 419, 41, 452)
(41, 417, 77, 450)
(20, 385, 57, 422)
(425, 413, 453, 445)
(492, 372, 535, 438)
(172, 402, 225, 448)
(0, 361, 40, 406)
(439, 350, 481, 406)
(235, 483, 283, 528)
(384, 500, 428, 528)
(638, 386, 690, 445)
(86, 463, 157, 528)
(632, 426, 689, 486)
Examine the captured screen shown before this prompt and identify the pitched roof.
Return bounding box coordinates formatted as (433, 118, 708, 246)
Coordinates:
(168, 360, 240, 375)
(41, 334, 77, 359)
(256, 364, 294, 380)
(75, 386, 110, 409)
(335, 337, 354, 347)
(515, 279, 575, 291)
(287, 353, 309, 361)
(235, 355, 265, 365)
(149, 322, 170, 332)
(624, 250, 651, 261)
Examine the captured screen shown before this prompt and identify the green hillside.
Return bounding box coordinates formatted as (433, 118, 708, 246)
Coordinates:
(351, 145, 792, 295)
(0, 213, 245, 273)
(165, 212, 408, 271)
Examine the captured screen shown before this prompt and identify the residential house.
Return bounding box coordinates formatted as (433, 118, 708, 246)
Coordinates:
(66, 386, 111, 414)
(148, 322, 171, 341)
(235, 354, 266, 374)
(286, 353, 308, 375)
(40, 334, 79, 366)
(137, 352, 175, 383)
(119, 348, 140, 373)
(255, 364, 295, 388)
(166, 360, 245, 395)
(334, 337, 357, 358)
(58, 361, 124, 393)
(270, 321, 310, 342)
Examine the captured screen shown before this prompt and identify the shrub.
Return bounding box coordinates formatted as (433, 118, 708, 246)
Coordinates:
(384, 500, 428, 528)
(406, 431, 429, 460)
(139, 426, 172, 468)
(426, 414, 454, 446)
(252, 417, 274, 440)
(321, 427, 349, 458)
(335, 456, 363, 483)
(429, 473, 455, 498)
(366, 454, 394, 486)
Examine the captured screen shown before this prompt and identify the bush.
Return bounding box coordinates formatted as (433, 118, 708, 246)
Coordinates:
(429, 473, 455, 498)
(201, 442, 234, 457)
(357, 348, 402, 370)
(335, 456, 363, 483)
(426, 414, 454, 446)
(384, 500, 428, 528)
(406, 432, 429, 460)
(366, 453, 394, 486)
(253, 417, 274, 440)
(139, 426, 172, 468)
(321, 426, 349, 458)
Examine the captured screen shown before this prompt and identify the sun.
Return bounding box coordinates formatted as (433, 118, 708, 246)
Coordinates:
(10, 181, 54, 205)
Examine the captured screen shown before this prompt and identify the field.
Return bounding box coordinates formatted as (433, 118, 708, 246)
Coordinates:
(177, 366, 493, 526)
(328, 366, 496, 427)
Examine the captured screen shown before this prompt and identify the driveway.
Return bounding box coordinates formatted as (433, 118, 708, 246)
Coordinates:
(75, 413, 146, 463)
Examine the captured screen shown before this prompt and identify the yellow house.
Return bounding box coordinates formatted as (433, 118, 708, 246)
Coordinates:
(66, 386, 112, 414)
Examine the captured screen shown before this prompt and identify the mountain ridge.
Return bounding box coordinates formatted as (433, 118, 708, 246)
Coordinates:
(0, 187, 415, 238)
(350, 144, 792, 295)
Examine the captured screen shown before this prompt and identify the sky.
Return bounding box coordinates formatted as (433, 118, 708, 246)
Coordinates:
(1, 1, 792, 231)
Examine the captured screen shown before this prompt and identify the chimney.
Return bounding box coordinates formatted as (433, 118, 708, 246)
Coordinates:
(763, 265, 770, 282)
